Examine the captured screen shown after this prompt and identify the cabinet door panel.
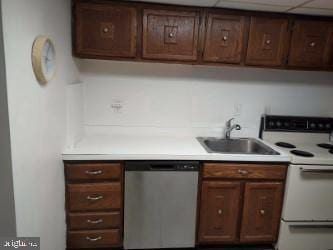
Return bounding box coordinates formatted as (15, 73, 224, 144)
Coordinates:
(142, 9, 199, 61)
(246, 17, 288, 66)
(203, 13, 246, 64)
(75, 2, 137, 58)
(198, 181, 241, 244)
(288, 20, 329, 68)
(240, 182, 283, 243)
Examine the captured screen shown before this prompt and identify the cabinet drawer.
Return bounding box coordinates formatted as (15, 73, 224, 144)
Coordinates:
(66, 163, 122, 181)
(142, 8, 200, 61)
(68, 229, 121, 248)
(68, 212, 121, 230)
(74, 2, 137, 58)
(203, 163, 287, 180)
(68, 183, 121, 212)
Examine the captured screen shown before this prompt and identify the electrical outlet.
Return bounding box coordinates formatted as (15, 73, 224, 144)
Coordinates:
(234, 103, 242, 116)
(264, 105, 272, 115)
(110, 99, 124, 114)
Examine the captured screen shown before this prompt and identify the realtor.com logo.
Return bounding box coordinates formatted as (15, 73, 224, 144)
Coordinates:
(0, 238, 40, 249)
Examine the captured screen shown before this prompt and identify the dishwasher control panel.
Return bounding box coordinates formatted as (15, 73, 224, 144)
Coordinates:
(125, 161, 200, 171)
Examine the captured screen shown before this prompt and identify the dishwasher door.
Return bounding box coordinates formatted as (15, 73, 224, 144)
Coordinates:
(124, 161, 199, 249)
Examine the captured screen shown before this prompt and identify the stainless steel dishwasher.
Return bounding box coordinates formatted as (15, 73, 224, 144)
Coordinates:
(124, 161, 199, 249)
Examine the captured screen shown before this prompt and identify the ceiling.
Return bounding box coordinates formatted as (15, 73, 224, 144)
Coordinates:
(129, 0, 333, 16)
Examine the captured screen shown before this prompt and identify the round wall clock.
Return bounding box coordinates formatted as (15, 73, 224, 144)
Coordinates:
(31, 36, 56, 84)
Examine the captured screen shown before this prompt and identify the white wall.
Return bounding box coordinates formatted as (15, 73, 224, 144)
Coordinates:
(2, 0, 79, 249)
(79, 60, 333, 137)
(0, 1, 16, 236)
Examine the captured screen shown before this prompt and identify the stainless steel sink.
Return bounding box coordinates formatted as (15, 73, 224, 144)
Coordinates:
(197, 137, 280, 155)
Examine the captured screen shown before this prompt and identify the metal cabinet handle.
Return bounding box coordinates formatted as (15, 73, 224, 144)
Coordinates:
(259, 209, 265, 215)
(86, 195, 103, 201)
(218, 209, 223, 215)
(103, 27, 109, 33)
(169, 33, 174, 38)
(310, 42, 316, 47)
(238, 169, 249, 175)
(86, 236, 102, 242)
(85, 170, 103, 175)
(222, 36, 228, 41)
(87, 219, 103, 224)
(265, 39, 271, 45)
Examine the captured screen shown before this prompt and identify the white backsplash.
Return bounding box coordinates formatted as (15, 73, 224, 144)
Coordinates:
(77, 59, 333, 138)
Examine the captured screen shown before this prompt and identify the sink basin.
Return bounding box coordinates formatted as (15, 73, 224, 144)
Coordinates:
(197, 137, 280, 155)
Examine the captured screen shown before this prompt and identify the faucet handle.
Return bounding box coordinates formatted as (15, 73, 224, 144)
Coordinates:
(226, 118, 235, 127)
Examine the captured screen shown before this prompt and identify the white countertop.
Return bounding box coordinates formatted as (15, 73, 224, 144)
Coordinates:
(62, 135, 290, 162)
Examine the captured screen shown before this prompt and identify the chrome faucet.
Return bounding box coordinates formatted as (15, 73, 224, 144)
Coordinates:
(224, 118, 241, 139)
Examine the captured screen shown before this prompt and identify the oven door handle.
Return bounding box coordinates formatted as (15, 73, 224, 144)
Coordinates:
(300, 167, 333, 173)
(290, 224, 333, 229)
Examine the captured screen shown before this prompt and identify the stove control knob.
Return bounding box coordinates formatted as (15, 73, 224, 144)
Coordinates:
(276, 121, 282, 127)
(268, 121, 275, 127)
(318, 123, 324, 129)
(310, 123, 316, 129)
(284, 122, 290, 128)
(326, 123, 331, 129)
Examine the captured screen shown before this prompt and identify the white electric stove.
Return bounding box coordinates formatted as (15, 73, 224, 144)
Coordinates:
(261, 115, 333, 250)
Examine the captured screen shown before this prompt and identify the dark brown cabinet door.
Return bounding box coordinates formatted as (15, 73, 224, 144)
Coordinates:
(203, 13, 246, 64)
(240, 182, 283, 243)
(324, 25, 333, 68)
(74, 2, 137, 58)
(288, 20, 330, 68)
(246, 17, 288, 66)
(198, 181, 241, 244)
(142, 9, 200, 61)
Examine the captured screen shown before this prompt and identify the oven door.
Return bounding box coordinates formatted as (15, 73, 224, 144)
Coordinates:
(282, 165, 333, 221)
(277, 221, 333, 250)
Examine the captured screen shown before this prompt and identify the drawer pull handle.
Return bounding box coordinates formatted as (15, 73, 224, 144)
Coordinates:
(85, 170, 103, 175)
(217, 209, 223, 215)
(87, 195, 104, 201)
(103, 27, 109, 33)
(238, 169, 249, 175)
(86, 236, 102, 242)
(265, 39, 271, 45)
(222, 36, 228, 41)
(259, 209, 265, 215)
(87, 219, 103, 224)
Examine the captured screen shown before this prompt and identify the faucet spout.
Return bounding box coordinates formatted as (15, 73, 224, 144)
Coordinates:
(224, 118, 241, 139)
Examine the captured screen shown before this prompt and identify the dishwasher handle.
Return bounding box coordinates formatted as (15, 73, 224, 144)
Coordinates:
(125, 161, 199, 171)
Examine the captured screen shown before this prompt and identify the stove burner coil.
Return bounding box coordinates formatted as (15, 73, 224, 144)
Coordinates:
(317, 143, 333, 150)
(290, 150, 314, 158)
(275, 142, 296, 149)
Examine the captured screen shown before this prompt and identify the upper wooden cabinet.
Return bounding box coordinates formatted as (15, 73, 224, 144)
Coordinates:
(73, 0, 333, 71)
(203, 13, 246, 64)
(198, 181, 241, 243)
(246, 17, 289, 67)
(288, 20, 332, 68)
(142, 8, 200, 61)
(74, 1, 137, 58)
(240, 182, 284, 243)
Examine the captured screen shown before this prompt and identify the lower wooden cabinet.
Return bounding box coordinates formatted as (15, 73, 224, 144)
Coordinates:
(198, 181, 241, 243)
(240, 182, 284, 243)
(197, 163, 287, 245)
(65, 162, 124, 249)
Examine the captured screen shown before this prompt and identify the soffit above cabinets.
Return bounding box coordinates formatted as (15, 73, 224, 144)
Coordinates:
(127, 0, 333, 16)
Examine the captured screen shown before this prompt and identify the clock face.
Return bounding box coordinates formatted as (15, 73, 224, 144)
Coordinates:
(32, 36, 56, 84)
(41, 40, 56, 81)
